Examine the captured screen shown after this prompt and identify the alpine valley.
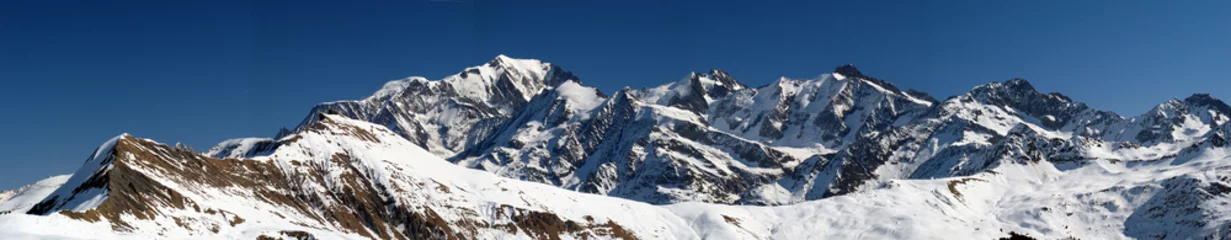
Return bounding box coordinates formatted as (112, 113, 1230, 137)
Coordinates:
(2, 55, 1229, 239)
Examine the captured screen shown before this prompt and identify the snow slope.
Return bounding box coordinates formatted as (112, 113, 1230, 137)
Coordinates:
(287, 55, 580, 158)
(0, 175, 70, 214)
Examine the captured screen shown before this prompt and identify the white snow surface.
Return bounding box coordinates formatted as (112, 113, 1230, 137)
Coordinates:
(204, 137, 274, 159)
(0, 175, 71, 214)
(554, 80, 605, 113)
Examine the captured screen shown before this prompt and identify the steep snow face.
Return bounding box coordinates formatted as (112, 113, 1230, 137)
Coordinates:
(448, 68, 809, 204)
(0, 175, 70, 214)
(775, 80, 1088, 200)
(290, 55, 580, 157)
(455, 86, 801, 204)
(707, 66, 934, 151)
(204, 137, 276, 159)
(455, 65, 935, 205)
(25, 134, 126, 215)
(774, 78, 1231, 204)
(554, 80, 606, 114)
(632, 70, 746, 113)
(6, 114, 1231, 239)
(1099, 94, 1231, 145)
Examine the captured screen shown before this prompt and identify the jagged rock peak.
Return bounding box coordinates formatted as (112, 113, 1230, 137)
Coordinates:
(469, 54, 577, 86)
(489, 54, 515, 65)
(903, 89, 939, 103)
(829, 64, 926, 102)
(486, 54, 550, 72)
(834, 64, 865, 79)
(690, 69, 745, 99)
(968, 78, 1071, 105)
(708, 69, 731, 78)
(1185, 93, 1221, 103)
(971, 78, 1040, 95)
(1183, 93, 1231, 111)
(706, 69, 741, 86)
(1004, 78, 1035, 91)
(27, 133, 132, 215)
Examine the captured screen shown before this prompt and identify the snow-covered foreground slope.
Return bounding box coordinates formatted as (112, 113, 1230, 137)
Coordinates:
(4, 114, 1230, 239)
(0, 175, 70, 214)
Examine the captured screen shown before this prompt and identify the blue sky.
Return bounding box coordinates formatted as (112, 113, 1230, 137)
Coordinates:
(1, 1, 1228, 189)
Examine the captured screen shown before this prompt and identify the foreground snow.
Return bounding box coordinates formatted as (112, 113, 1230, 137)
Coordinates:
(0, 175, 71, 214)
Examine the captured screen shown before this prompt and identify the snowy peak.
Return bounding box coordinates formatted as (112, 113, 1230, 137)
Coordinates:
(964, 78, 1098, 129)
(11, 115, 685, 239)
(669, 73, 712, 112)
(968, 78, 1043, 100)
(1184, 93, 1231, 114)
(832, 65, 913, 96)
(26, 134, 133, 216)
(696, 69, 745, 99)
(1126, 93, 1231, 144)
(486, 54, 574, 88)
(553, 80, 608, 113)
(832, 64, 864, 79)
(290, 55, 586, 157)
(705, 65, 935, 155)
(707, 69, 736, 84)
(488, 54, 516, 65)
(831, 64, 935, 106)
(450, 54, 570, 103)
(204, 137, 276, 159)
(1143, 94, 1229, 122)
(632, 69, 747, 113)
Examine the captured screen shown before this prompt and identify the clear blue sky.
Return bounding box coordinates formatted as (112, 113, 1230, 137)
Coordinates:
(2, 1, 1228, 189)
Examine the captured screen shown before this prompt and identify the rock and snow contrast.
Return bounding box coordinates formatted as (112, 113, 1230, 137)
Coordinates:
(2, 55, 1230, 239)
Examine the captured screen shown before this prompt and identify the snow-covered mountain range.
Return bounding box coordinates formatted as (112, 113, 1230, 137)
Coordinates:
(2, 55, 1230, 239)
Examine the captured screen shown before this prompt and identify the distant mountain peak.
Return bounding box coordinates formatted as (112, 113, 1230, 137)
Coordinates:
(705, 69, 743, 89)
(969, 78, 1045, 100)
(1004, 78, 1035, 91)
(488, 54, 516, 65)
(834, 64, 864, 79)
(1183, 93, 1231, 111)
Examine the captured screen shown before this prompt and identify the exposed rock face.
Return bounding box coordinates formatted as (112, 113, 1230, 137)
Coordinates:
(294, 55, 580, 157)
(445, 63, 939, 204)
(24, 116, 656, 239)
